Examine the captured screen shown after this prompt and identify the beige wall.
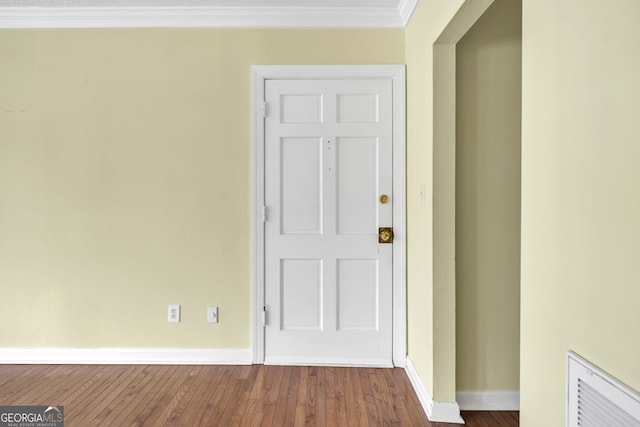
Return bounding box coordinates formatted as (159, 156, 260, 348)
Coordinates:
(456, 0, 521, 391)
(0, 28, 404, 348)
(521, 0, 640, 424)
(405, 0, 467, 401)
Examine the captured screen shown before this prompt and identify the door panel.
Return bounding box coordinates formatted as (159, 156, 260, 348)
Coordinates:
(281, 94, 323, 124)
(337, 137, 378, 234)
(337, 259, 378, 330)
(264, 78, 393, 366)
(281, 259, 322, 330)
(280, 137, 323, 234)
(337, 93, 379, 123)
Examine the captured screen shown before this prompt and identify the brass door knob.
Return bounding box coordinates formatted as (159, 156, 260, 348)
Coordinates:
(380, 194, 390, 204)
(379, 227, 394, 244)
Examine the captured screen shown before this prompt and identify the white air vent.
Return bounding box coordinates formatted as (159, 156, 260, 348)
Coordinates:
(567, 351, 640, 427)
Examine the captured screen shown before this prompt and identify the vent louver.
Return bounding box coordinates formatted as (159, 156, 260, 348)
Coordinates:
(567, 352, 640, 427)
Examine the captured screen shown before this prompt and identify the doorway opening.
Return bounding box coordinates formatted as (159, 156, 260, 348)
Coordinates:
(454, 0, 522, 410)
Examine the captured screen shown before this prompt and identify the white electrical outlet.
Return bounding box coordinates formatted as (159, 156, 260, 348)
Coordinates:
(207, 306, 218, 324)
(168, 304, 180, 323)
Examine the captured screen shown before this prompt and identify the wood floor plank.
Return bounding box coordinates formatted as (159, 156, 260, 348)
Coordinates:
(196, 366, 243, 426)
(358, 368, 382, 426)
(281, 364, 301, 426)
(0, 364, 41, 392)
(179, 366, 219, 427)
(81, 365, 148, 426)
(191, 366, 228, 426)
(114, 365, 178, 426)
(255, 365, 284, 426)
(199, 366, 239, 424)
(269, 364, 293, 426)
(2, 364, 61, 405)
(348, 367, 369, 427)
(312, 366, 327, 427)
(339, 368, 357, 426)
(207, 367, 241, 426)
(236, 364, 267, 426)
(71, 365, 143, 426)
(383, 368, 414, 426)
(303, 366, 317, 426)
(461, 410, 520, 427)
(160, 366, 206, 426)
(368, 367, 397, 425)
(228, 365, 261, 426)
(2, 365, 69, 405)
(391, 368, 431, 426)
(0, 364, 519, 427)
(324, 366, 338, 426)
(333, 368, 350, 426)
(293, 366, 310, 426)
(41, 365, 108, 409)
(103, 365, 156, 425)
(128, 364, 185, 427)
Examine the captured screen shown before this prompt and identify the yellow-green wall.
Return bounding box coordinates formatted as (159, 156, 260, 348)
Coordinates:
(0, 28, 404, 348)
(405, 0, 467, 401)
(456, 0, 521, 392)
(521, 0, 640, 424)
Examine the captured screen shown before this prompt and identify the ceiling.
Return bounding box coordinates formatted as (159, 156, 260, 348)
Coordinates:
(0, 0, 419, 28)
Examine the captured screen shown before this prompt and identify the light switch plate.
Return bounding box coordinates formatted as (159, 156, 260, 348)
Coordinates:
(207, 306, 218, 323)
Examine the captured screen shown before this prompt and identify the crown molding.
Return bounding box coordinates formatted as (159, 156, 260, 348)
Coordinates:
(397, 0, 419, 27)
(0, 1, 420, 29)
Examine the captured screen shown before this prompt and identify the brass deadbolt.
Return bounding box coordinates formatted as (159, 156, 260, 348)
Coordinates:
(380, 194, 390, 204)
(379, 227, 394, 244)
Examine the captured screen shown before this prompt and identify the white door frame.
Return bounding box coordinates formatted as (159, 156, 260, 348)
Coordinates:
(252, 65, 406, 367)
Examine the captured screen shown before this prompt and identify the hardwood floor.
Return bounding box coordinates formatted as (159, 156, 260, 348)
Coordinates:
(0, 364, 518, 426)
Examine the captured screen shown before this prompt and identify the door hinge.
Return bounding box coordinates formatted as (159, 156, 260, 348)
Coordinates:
(261, 206, 268, 222)
(262, 306, 268, 326)
(262, 102, 267, 118)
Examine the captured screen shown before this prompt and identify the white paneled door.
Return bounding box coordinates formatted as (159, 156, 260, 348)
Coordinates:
(264, 78, 394, 366)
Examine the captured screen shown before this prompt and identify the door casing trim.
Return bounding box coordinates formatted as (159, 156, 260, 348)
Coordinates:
(252, 65, 406, 367)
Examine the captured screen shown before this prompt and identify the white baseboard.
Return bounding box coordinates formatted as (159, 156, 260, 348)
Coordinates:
(456, 390, 520, 411)
(405, 356, 464, 424)
(0, 348, 252, 365)
(265, 355, 393, 368)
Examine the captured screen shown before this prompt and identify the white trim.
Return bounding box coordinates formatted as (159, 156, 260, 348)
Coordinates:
(390, 65, 407, 369)
(0, 348, 252, 365)
(397, 0, 419, 27)
(252, 67, 267, 365)
(0, 3, 413, 29)
(456, 390, 520, 411)
(405, 357, 464, 424)
(251, 65, 407, 367)
(265, 356, 393, 368)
